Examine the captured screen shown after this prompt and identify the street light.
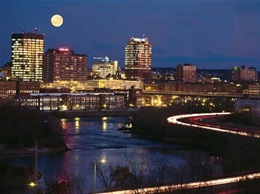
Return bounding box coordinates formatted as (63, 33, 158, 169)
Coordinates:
(94, 159, 106, 193)
(29, 182, 36, 187)
(29, 182, 45, 194)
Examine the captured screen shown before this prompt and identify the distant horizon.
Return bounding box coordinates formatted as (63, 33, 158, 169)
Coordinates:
(1, 62, 260, 72)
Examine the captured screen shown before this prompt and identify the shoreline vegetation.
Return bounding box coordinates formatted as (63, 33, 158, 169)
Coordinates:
(0, 147, 67, 156)
(0, 105, 68, 152)
(0, 105, 68, 192)
(130, 107, 260, 175)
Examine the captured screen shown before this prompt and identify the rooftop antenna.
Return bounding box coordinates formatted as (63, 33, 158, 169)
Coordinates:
(34, 28, 39, 34)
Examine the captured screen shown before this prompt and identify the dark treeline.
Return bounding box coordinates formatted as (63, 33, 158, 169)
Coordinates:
(220, 111, 260, 127)
(0, 105, 67, 149)
(0, 105, 67, 193)
(132, 107, 260, 175)
(0, 157, 35, 193)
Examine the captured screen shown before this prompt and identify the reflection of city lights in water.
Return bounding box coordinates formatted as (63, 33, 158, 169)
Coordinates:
(102, 117, 108, 131)
(61, 118, 67, 128)
(101, 151, 107, 163)
(75, 117, 80, 130)
(103, 122, 107, 131)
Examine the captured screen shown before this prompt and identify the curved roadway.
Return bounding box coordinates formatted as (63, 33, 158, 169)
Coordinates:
(167, 112, 260, 138)
(99, 112, 260, 194)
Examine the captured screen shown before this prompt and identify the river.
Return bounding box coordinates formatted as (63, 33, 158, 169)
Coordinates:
(12, 116, 222, 193)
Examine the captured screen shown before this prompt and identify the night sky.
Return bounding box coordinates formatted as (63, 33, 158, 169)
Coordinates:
(1, 0, 260, 69)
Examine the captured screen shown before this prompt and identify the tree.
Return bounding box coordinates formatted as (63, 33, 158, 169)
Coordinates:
(44, 172, 86, 194)
(91, 160, 113, 192)
(111, 166, 133, 190)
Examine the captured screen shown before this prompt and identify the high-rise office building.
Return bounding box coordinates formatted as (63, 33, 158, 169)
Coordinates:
(43, 47, 87, 83)
(125, 37, 152, 82)
(175, 64, 196, 83)
(92, 56, 118, 78)
(11, 31, 44, 81)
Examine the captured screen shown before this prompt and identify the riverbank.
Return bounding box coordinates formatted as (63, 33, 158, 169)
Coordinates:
(128, 129, 208, 151)
(53, 109, 139, 118)
(0, 147, 68, 156)
(0, 105, 68, 155)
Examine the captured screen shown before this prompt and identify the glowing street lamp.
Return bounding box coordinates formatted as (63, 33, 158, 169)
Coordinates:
(29, 182, 45, 194)
(29, 182, 36, 187)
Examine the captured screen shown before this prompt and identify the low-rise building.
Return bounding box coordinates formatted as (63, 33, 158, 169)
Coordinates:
(11, 92, 125, 111)
(0, 62, 12, 79)
(0, 81, 40, 99)
(92, 56, 118, 78)
(235, 99, 260, 117)
(243, 84, 260, 95)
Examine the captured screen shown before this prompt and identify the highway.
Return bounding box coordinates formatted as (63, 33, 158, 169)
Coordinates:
(98, 112, 260, 194)
(167, 112, 260, 138)
(98, 172, 260, 194)
(143, 90, 260, 99)
(142, 90, 245, 98)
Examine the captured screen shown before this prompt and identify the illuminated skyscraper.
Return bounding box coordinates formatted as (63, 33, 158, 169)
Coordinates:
(11, 31, 44, 81)
(125, 37, 152, 82)
(43, 47, 87, 83)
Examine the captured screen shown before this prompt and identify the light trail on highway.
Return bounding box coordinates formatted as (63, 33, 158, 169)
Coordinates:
(99, 172, 260, 194)
(98, 112, 260, 194)
(167, 112, 260, 138)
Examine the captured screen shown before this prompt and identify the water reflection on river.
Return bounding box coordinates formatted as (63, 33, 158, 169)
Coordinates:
(14, 117, 222, 193)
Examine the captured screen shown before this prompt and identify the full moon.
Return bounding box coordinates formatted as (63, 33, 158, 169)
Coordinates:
(51, 14, 63, 27)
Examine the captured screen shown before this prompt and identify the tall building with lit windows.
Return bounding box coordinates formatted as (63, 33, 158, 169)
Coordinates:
(43, 47, 87, 83)
(125, 37, 152, 82)
(11, 32, 44, 81)
(175, 64, 196, 83)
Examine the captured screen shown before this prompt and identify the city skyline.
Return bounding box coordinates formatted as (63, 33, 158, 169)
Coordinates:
(1, 0, 260, 69)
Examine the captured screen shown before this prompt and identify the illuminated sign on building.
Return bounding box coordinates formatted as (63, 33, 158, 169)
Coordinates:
(59, 47, 69, 51)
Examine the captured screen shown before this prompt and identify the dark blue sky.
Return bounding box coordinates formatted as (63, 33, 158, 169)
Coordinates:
(1, 0, 260, 69)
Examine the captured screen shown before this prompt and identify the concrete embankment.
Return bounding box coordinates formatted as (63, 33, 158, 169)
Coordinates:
(54, 109, 139, 118)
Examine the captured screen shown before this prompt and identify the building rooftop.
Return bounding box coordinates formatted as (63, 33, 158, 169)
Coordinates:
(248, 67, 257, 70)
(45, 48, 87, 56)
(130, 37, 148, 42)
(12, 31, 44, 39)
